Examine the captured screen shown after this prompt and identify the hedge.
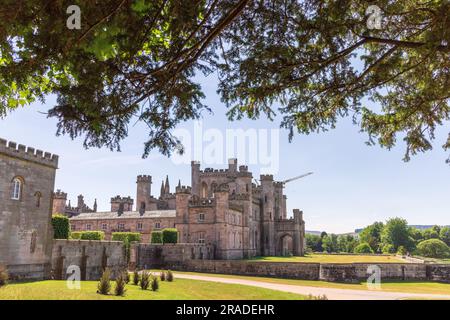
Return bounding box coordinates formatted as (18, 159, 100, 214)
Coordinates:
(52, 214, 70, 239)
(70, 231, 105, 240)
(162, 228, 178, 244)
(151, 231, 163, 244)
(353, 242, 374, 254)
(111, 232, 141, 243)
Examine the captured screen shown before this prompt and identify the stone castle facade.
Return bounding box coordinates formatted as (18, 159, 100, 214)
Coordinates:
(69, 159, 306, 259)
(0, 138, 58, 279)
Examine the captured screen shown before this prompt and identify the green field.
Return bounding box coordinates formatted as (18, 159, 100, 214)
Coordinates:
(165, 271, 450, 296)
(248, 254, 406, 263)
(0, 279, 306, 300)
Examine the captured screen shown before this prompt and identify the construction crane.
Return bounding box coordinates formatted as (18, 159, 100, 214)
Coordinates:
(253, 172, 313, 186)
(281, 172, 313, 185)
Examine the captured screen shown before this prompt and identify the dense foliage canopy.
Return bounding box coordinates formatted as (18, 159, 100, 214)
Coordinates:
(0, 0, 449, 161)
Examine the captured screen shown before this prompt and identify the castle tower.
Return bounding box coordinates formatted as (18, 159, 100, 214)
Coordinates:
(260, 174, 276, 256)
(293, 209, 305, 256)
(213, 184, 231, 259)
(228, 158, 237, 172)
(52, 190, 67, 215)
(136, 175, 152, 212)
(175, 185, 192, 243)
(111, 196, 134, 212)
(191, 160, 201, 196)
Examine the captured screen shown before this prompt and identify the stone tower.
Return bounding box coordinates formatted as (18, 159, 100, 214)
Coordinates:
(191, 160, 201, 196)
(260, 174, 276, 256)
(52, 189, 67, 215)
(136, 175, 152, 212)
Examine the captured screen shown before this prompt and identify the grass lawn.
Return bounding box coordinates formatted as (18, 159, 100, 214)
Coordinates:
(164, 271, 450, 296)
(0, 279, 307, 300)
(248, 254, 406, 263)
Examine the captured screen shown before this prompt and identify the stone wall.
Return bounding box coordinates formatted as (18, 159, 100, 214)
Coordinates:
(0, 138, 58, 280)
(51, 239, 127, 280)
(137, 257, 450, 283)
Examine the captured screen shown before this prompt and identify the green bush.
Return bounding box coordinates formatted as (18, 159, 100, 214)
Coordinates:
(133, 269, 140, 286)
(353, 242, 374, 254)
(140, 271, 150, 290)
(382, 244, 396, 254)
(151, 276, 159, 291)
(52, 214, 70, 239)
(162, 228, 178, 244)
(151, 231, 163, 244)
(0, 265, 8, 287)
(114, 272, 127, 296)
(97, 268, 111, 295)
(417, 239, 450, 258)
(111, 232, 141, 243)
(71, 231, 105, 240)
(397, 246, 407, 256)
(167, 270, 174, 282)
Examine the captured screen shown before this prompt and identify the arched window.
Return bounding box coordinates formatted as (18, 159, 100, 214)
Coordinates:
(34, 192, 42, 207)
(201, 182, 208, 198)
(11, 177, 23, 200)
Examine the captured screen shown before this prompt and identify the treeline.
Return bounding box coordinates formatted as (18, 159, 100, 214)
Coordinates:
(306, 218, 450, 259)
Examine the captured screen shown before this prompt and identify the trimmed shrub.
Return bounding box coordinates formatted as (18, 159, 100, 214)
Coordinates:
(124, 271, 130, 284)
(133, 269, 140, 285)
(151, 231, 163, 244)
(160, 271, 166, 281)
(162, 228, 178, 244)
(151, 276, 159, 291)
(0, 265, 8, 287)
(114, 272, 127, 296)
(52, 214, 70, 239)
(140, 271, 150, 290)
(167, 270, 174, 282)
(71, 231, 105, 240)
(111, 232, 141, 243)
(417, 239, 450, 258)
(97, 268, 111, 295)
(353, 242, 374, 254)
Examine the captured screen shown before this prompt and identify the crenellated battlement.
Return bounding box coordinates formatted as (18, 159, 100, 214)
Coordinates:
(229, 193, 250, 201)
(189, 196, 215, 207)
(176, 185, 192, 194)
(136, 175, 152, 183)
(53, 189, 67, 199)
(0, 138, 59, 168)
(260, 174, 274, 181)
(111, 195, 134, 203)
(274, 181, 284, 188)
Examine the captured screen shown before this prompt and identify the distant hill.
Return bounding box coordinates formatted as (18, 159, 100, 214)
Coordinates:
(355, 225, 450, 233)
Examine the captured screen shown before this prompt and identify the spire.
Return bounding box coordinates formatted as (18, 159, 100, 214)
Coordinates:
(93, 199, 97, 212)
(160, 180, 165, 198)
(165, 175, 170, 194)
(178, 179, 181, 188)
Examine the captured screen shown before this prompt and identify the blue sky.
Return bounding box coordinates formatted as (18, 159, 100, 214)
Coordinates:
(1, 74, 449, 233)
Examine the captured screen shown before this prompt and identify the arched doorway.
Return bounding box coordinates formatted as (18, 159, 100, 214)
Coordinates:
(279, 234, 293, 256)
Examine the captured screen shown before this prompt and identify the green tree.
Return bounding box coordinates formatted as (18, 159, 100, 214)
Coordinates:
(439, 227, 450, 246)
(1, 1, 448, 161)
(337, 234, 358, 253)
(381, 218, 415, 252)
(422, 228, 440, 240)
(305, 234, 322, 252)
(359, 222, 384, 253)
(417, 239, 450, 258)
(321, 234, 338, 253)
(353, 242, 374, 254)
(408, 227, 424, 244)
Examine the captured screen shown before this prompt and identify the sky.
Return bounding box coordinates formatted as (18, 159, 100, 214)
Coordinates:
(1, 73, 449, 234)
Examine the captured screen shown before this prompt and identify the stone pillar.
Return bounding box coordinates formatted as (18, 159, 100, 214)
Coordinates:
(260, 174, 275, 256)
(293, 209, 304, 256)
(191, 161, 201, 196)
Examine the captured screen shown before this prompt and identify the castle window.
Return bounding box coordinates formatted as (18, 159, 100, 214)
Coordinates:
(11, 177, 23, 200)
(198, 232, 205, 244)
(155, 222, 161, 229)
(201, 182, 208, 198)
(102, 224, 107, 231)
(71, 224, 76, 231)
(137, 222, 143, 231)
(34, 192, 42, 207)
(198, 213, 205, 222)
(264, 195, 267, 203)
(118, 223, 125, 230)
(86, 224, 91, 230)
(246, 184, 249, 192)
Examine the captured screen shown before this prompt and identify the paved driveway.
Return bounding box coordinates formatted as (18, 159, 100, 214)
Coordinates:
(170, 273, 450, 300)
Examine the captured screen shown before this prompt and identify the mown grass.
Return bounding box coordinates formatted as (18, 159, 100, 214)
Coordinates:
(247, 254, 406, 263)
(164, 271, 450, 296)
(0, 279, 307, 300)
